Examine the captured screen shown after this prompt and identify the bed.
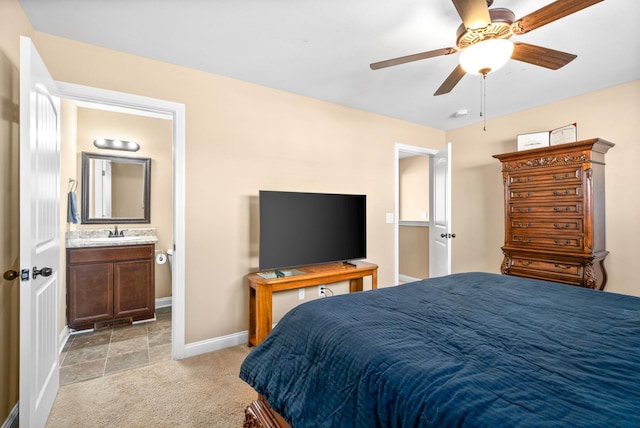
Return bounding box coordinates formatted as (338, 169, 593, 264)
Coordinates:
(239, 272, 640, 427)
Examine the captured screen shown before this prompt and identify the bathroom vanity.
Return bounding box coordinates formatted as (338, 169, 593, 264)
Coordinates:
(66, 229, 157, 330)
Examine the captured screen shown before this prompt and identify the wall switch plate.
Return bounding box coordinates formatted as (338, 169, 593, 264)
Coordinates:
(298, 289, 305, 300)
(386, 213, 394, 223)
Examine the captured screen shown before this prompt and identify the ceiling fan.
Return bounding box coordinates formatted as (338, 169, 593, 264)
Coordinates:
(370, 0, 604, 96)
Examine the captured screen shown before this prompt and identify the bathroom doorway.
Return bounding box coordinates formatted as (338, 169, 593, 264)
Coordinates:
(56, 82, 186, 379)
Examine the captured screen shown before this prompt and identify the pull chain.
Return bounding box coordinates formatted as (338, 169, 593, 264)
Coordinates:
(480, 73, 487, 131)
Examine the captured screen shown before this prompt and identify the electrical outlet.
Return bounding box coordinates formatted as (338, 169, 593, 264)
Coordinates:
(298, 289, 305, 300)
(318, 285, 325, 297)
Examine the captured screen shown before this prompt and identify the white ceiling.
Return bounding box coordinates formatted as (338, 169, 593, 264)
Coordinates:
(19, 0, 640, 131)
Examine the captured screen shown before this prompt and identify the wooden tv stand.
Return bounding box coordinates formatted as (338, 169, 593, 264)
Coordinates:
(247, 261, 378, 346)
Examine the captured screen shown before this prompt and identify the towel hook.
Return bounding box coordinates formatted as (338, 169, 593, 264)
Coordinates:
(68, 178, 77, 192)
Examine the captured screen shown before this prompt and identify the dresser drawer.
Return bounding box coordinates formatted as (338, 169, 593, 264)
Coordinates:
(509, 256, 583, 277)
(508, 166, 582, 187)
(68, 245, 154, 264)
(510, 201, 583, 215)
(508, 256, 584, 286)
(509, 218, 583, 232)
(509, 184, 582, 201)
(509, 233, 583, 250)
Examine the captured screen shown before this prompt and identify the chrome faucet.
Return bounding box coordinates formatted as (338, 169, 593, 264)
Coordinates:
(108, 225, 124, 238)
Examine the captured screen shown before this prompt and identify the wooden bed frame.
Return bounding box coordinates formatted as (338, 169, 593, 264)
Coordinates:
(244, 395, 290, 428)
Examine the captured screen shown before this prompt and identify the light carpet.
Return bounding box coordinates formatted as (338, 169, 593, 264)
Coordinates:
(46, 345, 256, 427)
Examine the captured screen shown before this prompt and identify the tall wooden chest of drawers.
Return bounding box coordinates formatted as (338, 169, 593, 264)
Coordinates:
(493, 138, 614, 290)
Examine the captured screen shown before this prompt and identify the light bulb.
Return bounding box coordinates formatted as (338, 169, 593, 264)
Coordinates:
(459, 39, 514, 75)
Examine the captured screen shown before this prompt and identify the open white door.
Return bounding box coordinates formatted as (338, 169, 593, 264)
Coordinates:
(19, 36, 61, 427)
(429, 143, 452, 278)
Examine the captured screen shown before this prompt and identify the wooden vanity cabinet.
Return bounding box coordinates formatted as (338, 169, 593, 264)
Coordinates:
(493, 139, 614, 290)
(67, 244, 155, 330)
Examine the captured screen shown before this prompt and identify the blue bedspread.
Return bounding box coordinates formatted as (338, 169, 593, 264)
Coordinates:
(239, 272, 640, 427)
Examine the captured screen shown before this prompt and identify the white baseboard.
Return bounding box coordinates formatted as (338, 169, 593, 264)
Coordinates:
(399, 274, 421, 284)
(183, 331, 249, 359)
(58, 326, 70, 354)
(1, 402, 18, 428)
(155, 296, 172, 308)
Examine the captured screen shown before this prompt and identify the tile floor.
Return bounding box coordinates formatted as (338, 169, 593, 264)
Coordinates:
(60, 306, 172, 385)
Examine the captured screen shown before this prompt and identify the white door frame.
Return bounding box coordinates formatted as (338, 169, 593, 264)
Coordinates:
(394, 143, 438, 285)
(55, 82, 187, 359)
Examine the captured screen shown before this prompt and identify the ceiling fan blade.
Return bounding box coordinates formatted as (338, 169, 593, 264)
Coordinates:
(514, 0, 603, 34)
(512, 42, 577, 70)
(434, 64, 466, 96)
(452, 0, 492, 30)
(370, 47, 457, 70)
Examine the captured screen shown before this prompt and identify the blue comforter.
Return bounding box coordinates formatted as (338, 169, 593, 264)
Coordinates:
(239, 272, 640, 427)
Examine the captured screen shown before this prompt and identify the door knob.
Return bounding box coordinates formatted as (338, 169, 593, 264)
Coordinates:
(3, 270, 18, 281)
(32, 266, 53, 279)
(440, 233, 457, 239)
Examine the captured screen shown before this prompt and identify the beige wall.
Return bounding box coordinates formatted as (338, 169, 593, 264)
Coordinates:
(28, 32, 445, 344)
(399, 226, 429, 279)
(399, 156, 430, 278)
(448, 80, 640, 297)
(399, 156, 429, 221)
(0, 45, 20, 426)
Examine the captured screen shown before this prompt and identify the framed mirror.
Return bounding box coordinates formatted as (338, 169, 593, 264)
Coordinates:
(81, 152, 151, 224)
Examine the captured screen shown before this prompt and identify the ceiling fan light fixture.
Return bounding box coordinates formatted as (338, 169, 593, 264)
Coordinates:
(459, 39, 514, 75)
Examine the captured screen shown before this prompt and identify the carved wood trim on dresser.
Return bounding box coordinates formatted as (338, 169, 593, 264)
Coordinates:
(493, 138, 614, 290)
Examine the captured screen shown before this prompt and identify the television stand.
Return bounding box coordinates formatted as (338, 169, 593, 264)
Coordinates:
(247, 261, 378, 346)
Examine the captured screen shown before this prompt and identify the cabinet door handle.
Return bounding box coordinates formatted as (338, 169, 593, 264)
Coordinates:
(553, 223, 572, 229)
(554, 263, 572, 270)
(553, 239, 572, 247)
(516, 192, 531, 198)
(553, 173, 571, 180)
(553, 206, 571, 212)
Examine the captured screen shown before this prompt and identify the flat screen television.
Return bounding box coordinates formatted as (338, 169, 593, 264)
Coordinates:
(259, 190, 366, 271)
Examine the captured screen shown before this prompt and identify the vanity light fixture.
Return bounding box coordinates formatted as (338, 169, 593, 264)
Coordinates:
(93, 138, 140, 152)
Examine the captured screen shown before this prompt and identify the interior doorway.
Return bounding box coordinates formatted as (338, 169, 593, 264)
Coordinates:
(55, 82, 186, 360)
(394, 143, 450, 284)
